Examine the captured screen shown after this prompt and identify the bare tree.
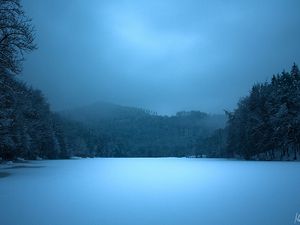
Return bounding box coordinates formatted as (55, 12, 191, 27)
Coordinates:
(0, 0, 36, 74)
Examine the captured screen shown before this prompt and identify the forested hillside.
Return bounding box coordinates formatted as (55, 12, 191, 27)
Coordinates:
(60, 103, 226, 157)
(4, 63, 299, 161)
(0, 73, 226, 160)
(226, 64, 300, 160)
(0, 72, 108, 160)
(1, 73, 62, 159)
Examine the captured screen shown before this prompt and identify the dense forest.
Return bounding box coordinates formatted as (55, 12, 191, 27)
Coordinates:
(4, 63, 300, 161)
(1, 0, 300, 161)
(197, 64, 300, 161)
(225, 64, 300, 160)
(60, 103, 226, 157)
(0, 74, 226, 160)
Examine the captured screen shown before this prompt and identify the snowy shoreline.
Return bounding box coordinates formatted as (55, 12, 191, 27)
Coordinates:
(1, 154, 299, 170)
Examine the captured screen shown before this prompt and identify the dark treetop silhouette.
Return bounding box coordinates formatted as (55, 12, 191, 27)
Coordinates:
(0, 0, 36, 74)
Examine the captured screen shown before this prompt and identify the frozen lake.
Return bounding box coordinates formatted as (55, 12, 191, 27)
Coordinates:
(0, 158, 300, 225)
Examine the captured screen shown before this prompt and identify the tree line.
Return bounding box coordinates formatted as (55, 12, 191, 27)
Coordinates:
(225, 64, 300, 160)
(61, 105, 226, 157)
(0, 70, 226, 160)
(198, 64, 300, 160)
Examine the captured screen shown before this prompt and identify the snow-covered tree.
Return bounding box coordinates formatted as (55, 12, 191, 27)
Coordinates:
(226, 64, 300, 160)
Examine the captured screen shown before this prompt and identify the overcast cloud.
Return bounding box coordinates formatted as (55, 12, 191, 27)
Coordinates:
(21, 0, 300, 114)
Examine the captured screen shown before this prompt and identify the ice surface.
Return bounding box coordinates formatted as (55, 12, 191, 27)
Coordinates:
(0, 158, 300, 225)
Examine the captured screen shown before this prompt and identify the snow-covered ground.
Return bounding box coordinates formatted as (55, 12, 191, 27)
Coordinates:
(0, 158, 300, 225)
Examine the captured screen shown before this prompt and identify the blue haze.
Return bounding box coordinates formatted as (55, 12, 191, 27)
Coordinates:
(21, 0, 300, 114)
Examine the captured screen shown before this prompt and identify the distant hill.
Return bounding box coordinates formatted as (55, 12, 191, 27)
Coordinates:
(59, 102, 227, 157)
(60, 102, 152, 123)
